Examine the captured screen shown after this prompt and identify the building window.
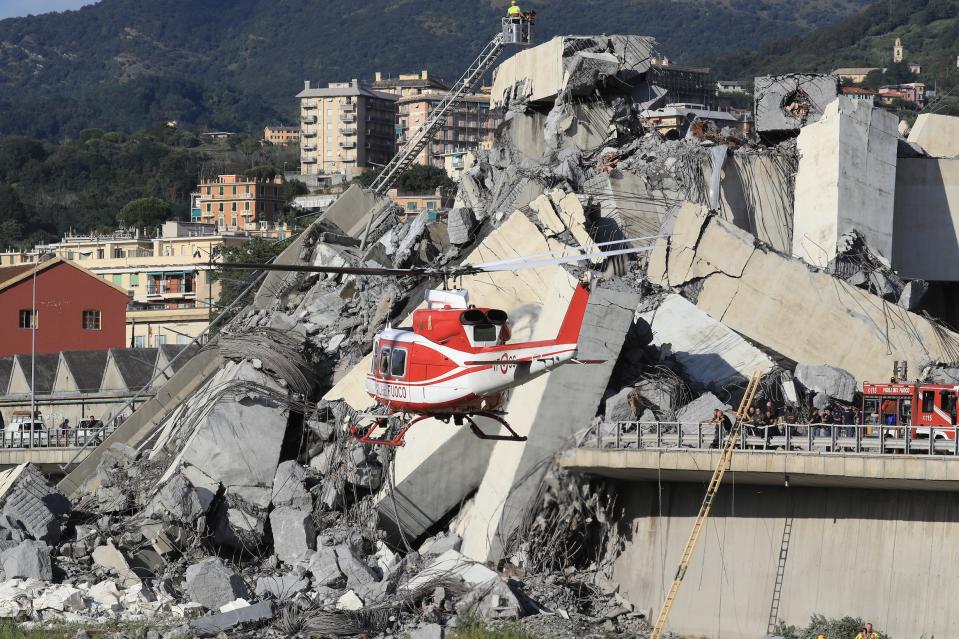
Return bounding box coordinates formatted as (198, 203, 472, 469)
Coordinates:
(155, 335, 167, 347)
(130, 273, 140, 286)
(206, 204, 212, 212)
(244, 202, 250, 211)
(134, 336, 146, 348)
(231, 217, 238, 227)
(219, 203, 224, 212)
(18, 309, 35, 329)
(245, 185, 250, 194)
(219, 186, 224, 195)
(112, 274, 123, 287)
(231, 202, 237, 212)
(82, 310, 101, 330)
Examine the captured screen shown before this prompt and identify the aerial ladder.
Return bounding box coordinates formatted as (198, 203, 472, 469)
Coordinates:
(359, 16, 534, 248)
(649, 370, 763, 639)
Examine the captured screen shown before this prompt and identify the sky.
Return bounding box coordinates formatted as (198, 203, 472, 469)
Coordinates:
(0, 0, 97, 19)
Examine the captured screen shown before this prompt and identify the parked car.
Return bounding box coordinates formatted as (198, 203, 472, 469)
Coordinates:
(3, 411, 49, 447)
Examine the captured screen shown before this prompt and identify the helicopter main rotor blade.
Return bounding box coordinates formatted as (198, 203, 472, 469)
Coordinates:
(219, 262, 431, 277)
(468, 245, 657, 273)
(472, 234, 669, 270)
(217, 242, 660, 278)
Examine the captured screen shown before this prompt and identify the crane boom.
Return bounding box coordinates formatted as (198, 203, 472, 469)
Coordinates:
(649, 370, 762, 639)
(369, 33, 507, 196)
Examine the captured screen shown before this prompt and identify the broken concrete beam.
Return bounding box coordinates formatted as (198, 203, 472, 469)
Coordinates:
(0, 464, 70, 545)
(174, 397, 288, 490)
(907, 113, 959, 158)
(185, 557, 250, 611)
(492, 35, 655, 109)
(638, 294, 773, 390)
(717, 151, 796, 255)
(446, 207, 477, 245)
(649, 203, 959, 381)
(190, 600, 273, 637)
(0, 540, 51, 581)
(754, 74, 839, 134)
(458, 284, 639, 562)
(91, 542, 141, 587)
(309, 545, 345, 587)
(897, 280, 928, 311)
(794, 364, 857, 404)
(271, 461, 312, 510)
(792, 96, 899, 267)
(269, 507, 316, 565)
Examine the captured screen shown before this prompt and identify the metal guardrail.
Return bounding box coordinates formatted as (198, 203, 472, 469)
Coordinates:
(0, 424, 118, 450)
(589, 421, 959, 456)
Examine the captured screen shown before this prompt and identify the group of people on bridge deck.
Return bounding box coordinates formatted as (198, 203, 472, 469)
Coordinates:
(704, 400, 865, 449)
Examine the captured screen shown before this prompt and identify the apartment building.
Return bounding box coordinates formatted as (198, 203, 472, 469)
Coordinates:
(297, 80, 398, 177)
(372, 70, 450, 97)
(0, 222, 257, 347)
(196, 174, 285, 231)
(396, 93, 498, 169)
(264, 125, 300, 145)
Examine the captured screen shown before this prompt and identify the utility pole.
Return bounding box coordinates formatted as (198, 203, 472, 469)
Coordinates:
(30, 254, 37, 449)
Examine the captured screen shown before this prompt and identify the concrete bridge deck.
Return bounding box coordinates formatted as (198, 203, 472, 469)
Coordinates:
(561, 447, 959, 491)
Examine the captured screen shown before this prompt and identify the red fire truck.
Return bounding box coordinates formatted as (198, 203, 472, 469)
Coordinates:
(862, 382, 959, 440)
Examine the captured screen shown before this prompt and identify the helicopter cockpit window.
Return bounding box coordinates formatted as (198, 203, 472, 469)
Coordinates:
(378, 347, 391, 376)
(390, 348, 407, 378)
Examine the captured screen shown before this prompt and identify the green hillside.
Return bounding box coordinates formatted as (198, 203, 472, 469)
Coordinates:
(0, 0, 874, 140)
(714, 0, 959, 83)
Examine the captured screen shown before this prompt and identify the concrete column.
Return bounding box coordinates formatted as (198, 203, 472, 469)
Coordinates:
(792, 96, 899, 267)
(458, 285, 639, 562)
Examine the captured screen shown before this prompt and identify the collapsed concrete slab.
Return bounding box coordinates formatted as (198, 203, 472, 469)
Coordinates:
(648, 202, 959, 382)
(717, 151, 796, 254)
(754, 74, 839, 135)
(457, 284, 639, 562)
(0, 464, 70, 545)
(491, 35, 656, 109)
(792, 96, 899, 267)
(638, 294, 774, 390)
(907, 113, 959, 159)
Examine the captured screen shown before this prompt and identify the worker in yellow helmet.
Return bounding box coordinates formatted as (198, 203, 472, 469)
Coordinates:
(507, 0, 522, 18)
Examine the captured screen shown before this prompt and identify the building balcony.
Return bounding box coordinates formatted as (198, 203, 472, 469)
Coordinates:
(301, 157, 317, 164)
(340, 140, 357, 149)
(342, 103, 355, 112)
(302, 131, 317, 138)
(302, 145, 316, 152)
(340, 113, 356, 123)
(302, 116, 317, 124)
(340, 128, 356, 136)
(302, 103, 318, 110)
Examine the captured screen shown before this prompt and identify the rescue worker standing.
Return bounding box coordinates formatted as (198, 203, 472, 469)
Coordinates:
(507, 0, 522, 19)
(855, 623, 881, 639)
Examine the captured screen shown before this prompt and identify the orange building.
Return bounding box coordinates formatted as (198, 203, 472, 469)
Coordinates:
(196, 175, 285, 231)
(397, 93, 497, 169)
(264, 126, 300, 145)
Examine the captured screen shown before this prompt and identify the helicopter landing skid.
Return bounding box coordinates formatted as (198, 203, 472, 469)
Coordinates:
(351, 411, 527, 447)
(352, 414, 430, 448)
(462, 412, 528, 442)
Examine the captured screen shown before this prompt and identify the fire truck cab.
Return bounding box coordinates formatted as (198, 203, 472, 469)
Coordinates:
(862, 382, 959, 440)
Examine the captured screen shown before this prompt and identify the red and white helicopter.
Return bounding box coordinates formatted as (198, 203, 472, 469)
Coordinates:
(228, 237, 658, 446)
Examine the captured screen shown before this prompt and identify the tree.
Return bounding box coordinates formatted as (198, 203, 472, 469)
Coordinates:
(211, 237, 292, 329)
(396, 164, 454, 194)
(245, 165, 279, 181)
(282, 179, 309, 203)
(353, 165, 455, 193)
(118, 197, 173, 229)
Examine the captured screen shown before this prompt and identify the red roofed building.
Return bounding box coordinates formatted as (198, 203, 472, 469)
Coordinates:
(0, 259, 129, 357)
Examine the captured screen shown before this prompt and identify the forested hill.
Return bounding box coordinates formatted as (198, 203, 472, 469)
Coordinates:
(714, 0, 959, 82)
(0, 0, 874, 140)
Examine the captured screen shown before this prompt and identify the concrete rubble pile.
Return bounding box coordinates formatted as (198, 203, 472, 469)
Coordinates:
(16, 33, 959, 638)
